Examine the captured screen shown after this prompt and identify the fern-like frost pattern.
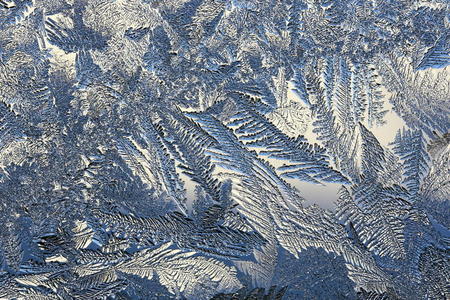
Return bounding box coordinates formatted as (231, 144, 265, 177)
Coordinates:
(0, 0, 449, 299)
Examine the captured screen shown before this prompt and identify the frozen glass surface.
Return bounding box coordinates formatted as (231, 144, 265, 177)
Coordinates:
(0, 1, 449, 299)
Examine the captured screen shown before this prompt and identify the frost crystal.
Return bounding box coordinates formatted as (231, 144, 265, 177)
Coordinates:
(0, 0, 449, 299)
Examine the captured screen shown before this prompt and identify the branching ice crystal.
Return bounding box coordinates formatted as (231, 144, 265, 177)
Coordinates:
(0, 0, 449, 299)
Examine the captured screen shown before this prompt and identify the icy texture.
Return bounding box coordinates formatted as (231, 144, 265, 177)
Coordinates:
(0, 0, 449, 299)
